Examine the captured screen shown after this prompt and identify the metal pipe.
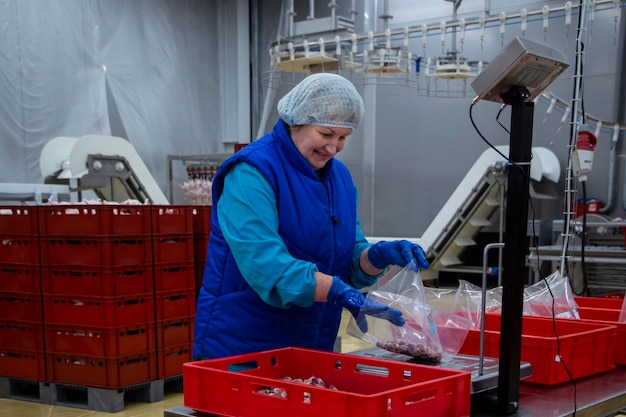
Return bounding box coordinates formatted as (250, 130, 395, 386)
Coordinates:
(250, 0, 261, 139)
(287, 0, 294, 38)
(380, 0, 392, 30)
(623, 157, 626, 210)
(350, 0, 357, 22)
(308, 0, 315, 20)
(561, 1, 591, 271)
(480, 243, 504, 376)
(599, 137, 616, 213)
(498, 182, 505, 287)
(449, 0, 462, 52)
(616, 0, 626, 133)
(329, 1, 337, 29)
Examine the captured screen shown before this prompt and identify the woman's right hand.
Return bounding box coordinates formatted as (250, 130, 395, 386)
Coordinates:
(367, 240, 429, 270)
(326, 276, 404, 333)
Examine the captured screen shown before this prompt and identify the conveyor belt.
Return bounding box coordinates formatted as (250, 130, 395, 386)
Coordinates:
(368, 146, 560, 281)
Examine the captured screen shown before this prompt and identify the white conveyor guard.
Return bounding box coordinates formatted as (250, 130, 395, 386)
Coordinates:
(40, 134, 169, 204)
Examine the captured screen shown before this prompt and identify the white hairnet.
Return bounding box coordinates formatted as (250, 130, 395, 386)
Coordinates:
(277, 73, 364, 130)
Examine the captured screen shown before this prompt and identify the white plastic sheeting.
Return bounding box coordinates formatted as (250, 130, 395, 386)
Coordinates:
(0, 0, 223, 196)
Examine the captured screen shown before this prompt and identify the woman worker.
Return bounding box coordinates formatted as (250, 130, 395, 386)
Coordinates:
(193, 73, 429, 360)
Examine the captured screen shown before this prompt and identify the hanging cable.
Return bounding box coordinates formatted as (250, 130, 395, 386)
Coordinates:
(496, 105, 510, 134)
(469, 101, 516, 166)
(578, 182, 590, 295)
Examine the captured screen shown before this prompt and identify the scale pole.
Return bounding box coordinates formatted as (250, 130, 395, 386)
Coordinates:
(496, 88, 534, 415)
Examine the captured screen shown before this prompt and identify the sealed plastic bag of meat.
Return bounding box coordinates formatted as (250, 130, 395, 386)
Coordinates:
(523, 271, 580, 319)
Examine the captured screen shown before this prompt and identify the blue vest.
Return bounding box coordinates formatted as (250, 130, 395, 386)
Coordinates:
(193, 120, 357, 359)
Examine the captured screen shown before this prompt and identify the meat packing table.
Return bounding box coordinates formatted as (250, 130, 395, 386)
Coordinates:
(164, 367, 626, 417)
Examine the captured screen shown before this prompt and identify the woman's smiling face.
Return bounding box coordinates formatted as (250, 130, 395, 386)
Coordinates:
(289, 124, 352, 170)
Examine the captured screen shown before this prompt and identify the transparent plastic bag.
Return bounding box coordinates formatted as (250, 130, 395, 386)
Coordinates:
(429, 306, 474, 362)
(453, 280, 502, 329)
(347, 261, 471, 363)
(425, 287, 457, 311)
(523, 271, 580, 319)
(619, 296, 626, 323)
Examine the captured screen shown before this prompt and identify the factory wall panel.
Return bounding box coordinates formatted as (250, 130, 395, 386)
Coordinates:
(0, 0, 229, 199)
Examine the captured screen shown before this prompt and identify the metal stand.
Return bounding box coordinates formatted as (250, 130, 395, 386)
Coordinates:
(495, 88, 534, 414)
(480, 243, 505, 377)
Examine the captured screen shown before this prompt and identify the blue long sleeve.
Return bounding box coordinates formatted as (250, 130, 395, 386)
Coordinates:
(218, 163, 377, 308)
(352, 220, 379, 289)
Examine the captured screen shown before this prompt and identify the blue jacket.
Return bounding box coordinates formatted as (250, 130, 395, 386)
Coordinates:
(193, 120, 370, 359)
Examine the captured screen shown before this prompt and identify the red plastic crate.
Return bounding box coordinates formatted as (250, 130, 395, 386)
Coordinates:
(0, 206, 39, 236)
(46, 351, 157, 389)
(44, 294, 154, 327)
(45, 322, 156, 357)
(194, 264, 204, 295)
(0, 349, 46, 380)
(153, 234, 194, 263)
(158, 343, 192, 379)
(0, 237, 39, 264)
(42, 264, 153, 297)
(38, 205, 152, 237)
(193, 232, 209, 265)
(40, 236, 152, 267)
(234, 143, 249, 153)
(458, 313, 616, 385)
(0, 321, 45, 351)
(0, 264, 41, 293)
(191, 206, 212, 234)
(184, 347, 471, 417)
(155, 290, 196, 321)
(154, 261, 195, 292)
(575, 296, 624, 310)
(193, 232, 209, 294)
(156, 316, 194, 348)
(577, 307, 626, 366)
(0, 292, 42, 322)
(151, 206, 193, 235)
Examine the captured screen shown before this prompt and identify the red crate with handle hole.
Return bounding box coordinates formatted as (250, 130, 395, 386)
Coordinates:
(458, 313, 616, 385)
(46, 352, 157, 389)
(184, 347, 471, 417)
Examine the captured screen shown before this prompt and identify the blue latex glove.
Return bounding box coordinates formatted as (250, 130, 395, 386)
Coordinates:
(327, 276, 405, 333)
(368, 240, 429, 270)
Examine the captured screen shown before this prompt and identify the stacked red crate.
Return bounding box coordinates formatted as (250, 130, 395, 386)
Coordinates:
(191, 206, 211, 294)
(573, 296, 626, 366)
(151, 206, 195, 378)
(0, 207, 46, 381)
(38, 205, 157, 389)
